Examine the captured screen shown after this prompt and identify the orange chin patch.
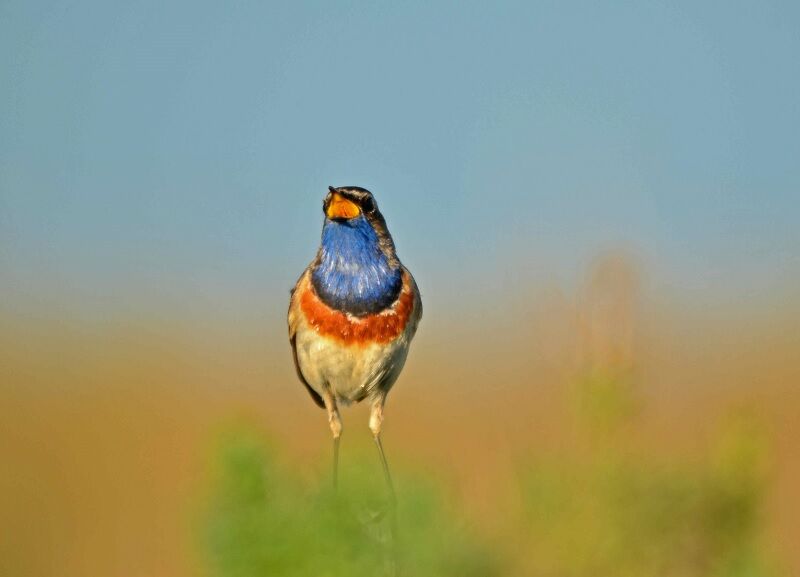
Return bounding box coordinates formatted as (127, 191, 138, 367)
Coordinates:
(326, 193, 361, 220)
(299, 274, 414, 345)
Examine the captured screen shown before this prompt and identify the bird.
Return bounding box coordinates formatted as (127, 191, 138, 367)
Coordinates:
(288, 185, 422, 495)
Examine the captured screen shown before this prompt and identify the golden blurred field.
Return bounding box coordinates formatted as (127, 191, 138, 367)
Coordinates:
(2, 255, 799, 576)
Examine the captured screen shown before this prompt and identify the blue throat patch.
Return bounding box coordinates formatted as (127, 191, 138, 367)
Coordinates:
(311, 214, 402, 316)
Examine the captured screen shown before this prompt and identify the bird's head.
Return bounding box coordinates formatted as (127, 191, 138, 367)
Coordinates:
(323, 185, 378, 222)
(322, 185, 396, 253)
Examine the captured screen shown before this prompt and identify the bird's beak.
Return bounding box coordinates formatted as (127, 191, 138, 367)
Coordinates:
(326, 193, 361, 220)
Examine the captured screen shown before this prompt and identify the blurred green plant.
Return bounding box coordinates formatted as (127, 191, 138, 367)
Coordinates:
(201, 428, 500, 577)
(517, 369, 779, 577)
(571, 367, 640, 434)
(201, 373, 781, 577)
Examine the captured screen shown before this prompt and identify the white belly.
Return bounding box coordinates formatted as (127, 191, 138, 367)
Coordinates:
(293, 326, 411, 404)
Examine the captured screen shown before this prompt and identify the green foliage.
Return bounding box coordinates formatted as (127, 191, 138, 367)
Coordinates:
(201, 378, 781, 577)
(517, 449, 775, 577)
(202, 428, 500, 577)
(517, 371, 779, 577)
(571, 368, 639, 433)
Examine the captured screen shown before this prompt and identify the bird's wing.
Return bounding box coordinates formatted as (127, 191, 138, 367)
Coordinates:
(402, 265, 423, 329)
(288, 275, 325, 408)
(355, 361, 396, 403)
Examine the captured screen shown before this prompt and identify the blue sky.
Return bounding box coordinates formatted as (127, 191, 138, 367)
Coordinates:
(1, 1, 798, 321)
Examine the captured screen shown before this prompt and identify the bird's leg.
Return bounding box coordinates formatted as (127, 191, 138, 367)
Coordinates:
(369, 398, 395, 503)
(322, 391, 342, 491)
(370, 397, 400, 576)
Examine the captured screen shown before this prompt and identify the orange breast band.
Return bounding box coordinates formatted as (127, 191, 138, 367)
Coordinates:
(299, 273, 414, 346)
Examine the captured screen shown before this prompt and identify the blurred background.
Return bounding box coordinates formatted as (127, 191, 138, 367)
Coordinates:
(2, 2, 799, 576)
